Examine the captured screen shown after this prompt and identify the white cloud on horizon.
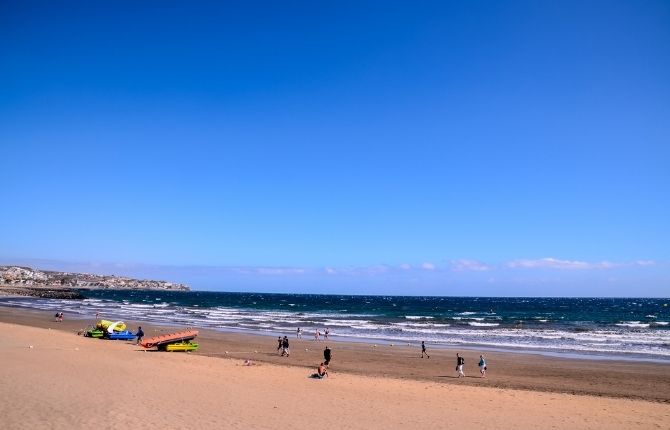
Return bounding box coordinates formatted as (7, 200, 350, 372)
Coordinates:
(1, 257, 659, 280)
(450, 259, 491, 272)
(252, 267, 309, 276)
(505, 258, 657, 270)
(635, 260, 656, 267)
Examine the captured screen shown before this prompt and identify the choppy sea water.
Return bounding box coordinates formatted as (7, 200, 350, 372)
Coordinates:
(2, 291, 669, 361)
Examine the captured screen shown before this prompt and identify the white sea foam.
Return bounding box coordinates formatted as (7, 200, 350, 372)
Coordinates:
(392, 322, 451, 328)
(468, 322, 499, 327)
(616, 322, 650, 328)
(405, 316, 434, 320)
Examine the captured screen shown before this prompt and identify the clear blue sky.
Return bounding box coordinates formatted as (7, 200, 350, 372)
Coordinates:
(1, 1, 669, 296)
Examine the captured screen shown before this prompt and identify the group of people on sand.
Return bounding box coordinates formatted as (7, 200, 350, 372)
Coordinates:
(54, 312, 64, 322)
(277, 335, 290, 356)
(421, 342, 487, 378)
(455, 352, 487, 378)
(310, 345, 332, 379)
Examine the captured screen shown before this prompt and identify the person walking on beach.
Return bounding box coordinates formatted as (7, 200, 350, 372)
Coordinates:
(297, 327, 302, 339)
(478, 354, 487, 378)
(315, 330, 320, 341)
(277, 336, 283, 354)
(324, 328, 329, 340)
(456, 353, 465, 378)
(323, 346, 332, 366)
(282, 336, 290, 357)
(135, 326, 144, 345)
(421, 341, 430, 358)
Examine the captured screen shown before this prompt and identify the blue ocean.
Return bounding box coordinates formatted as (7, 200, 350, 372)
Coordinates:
(2, 291, 669, 361)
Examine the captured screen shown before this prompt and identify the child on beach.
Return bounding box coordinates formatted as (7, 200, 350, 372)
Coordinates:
(421, 341, 430, 358)
(478, 354, 487, 377)
(456, 353, 465, 378)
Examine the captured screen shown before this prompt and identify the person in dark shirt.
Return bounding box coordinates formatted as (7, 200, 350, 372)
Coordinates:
(282, 336, 290, 356)
(323, 346, 332, 366)
(421, 341, 430, 358)
(136, 326, 144, 345)
(277, 336, 283, 354)
(456, 353, 465, 377)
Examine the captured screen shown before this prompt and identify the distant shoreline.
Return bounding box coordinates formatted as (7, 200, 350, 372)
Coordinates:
(0, 265, 189, 292)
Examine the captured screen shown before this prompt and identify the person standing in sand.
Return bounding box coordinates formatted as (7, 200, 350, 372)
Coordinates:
(324, 328, 329, 340)
(478, 354, 487, 377)
(135, 326, 144, 345)
(456, 353, 465, 377)
(421, 341, 430, 358)
(323, 345, 332, 366)
(297, 327, 302, 338)
(315, 330, 320, 341)
(282, 336, 290, 356)
(277, 336, 283, 354)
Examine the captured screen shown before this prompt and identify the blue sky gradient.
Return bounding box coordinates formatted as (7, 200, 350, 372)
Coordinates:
(1, 1, 669, 295)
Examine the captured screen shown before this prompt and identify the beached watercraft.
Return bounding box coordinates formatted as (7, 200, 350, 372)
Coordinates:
(140, 329, 199, 350)
(106, 330, 136, 341)
(165, 341, 199, 352)
(96, 320, 127, 332)
(84, 328, 104, 338)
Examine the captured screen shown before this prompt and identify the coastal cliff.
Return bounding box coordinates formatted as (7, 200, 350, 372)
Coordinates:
(0, 266, 189, 299)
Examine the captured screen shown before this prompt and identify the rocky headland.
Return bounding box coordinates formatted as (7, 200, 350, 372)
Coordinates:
(0, 266, 189, 299)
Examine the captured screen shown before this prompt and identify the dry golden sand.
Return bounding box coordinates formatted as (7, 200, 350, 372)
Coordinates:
(1, 321, 669, 430)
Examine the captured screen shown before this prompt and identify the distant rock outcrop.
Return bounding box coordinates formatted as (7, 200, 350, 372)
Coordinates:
(0, 266, 190, 292)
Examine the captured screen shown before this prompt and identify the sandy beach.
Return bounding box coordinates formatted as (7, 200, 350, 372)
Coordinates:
(1, 307, 669, 429)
